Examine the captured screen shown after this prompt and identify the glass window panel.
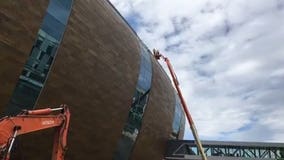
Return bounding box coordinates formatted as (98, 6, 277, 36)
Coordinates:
(114, 43, 153, 160)
(41, 13, 65, 41)
(172, 95, 184, 138)
(47, 0, 72, 25)
(4, 0, 73, 116)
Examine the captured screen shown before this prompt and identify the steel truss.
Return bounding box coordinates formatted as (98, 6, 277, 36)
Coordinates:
(165, 140, 284, 160)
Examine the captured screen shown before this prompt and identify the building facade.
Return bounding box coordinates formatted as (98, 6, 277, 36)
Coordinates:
(0, 0, 185, 159)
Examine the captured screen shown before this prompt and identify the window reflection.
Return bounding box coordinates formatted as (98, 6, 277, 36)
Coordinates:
(4, 0, 73, 116)
(114, 43, 152, 160)
(171, 95, 185, 139)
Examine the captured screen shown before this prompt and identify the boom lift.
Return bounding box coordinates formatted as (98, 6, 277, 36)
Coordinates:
(0, 105, 70, 160)
(153, 49, 208, 160)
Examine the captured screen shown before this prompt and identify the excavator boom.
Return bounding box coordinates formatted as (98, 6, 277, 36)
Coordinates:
(0, 105, 70, 160)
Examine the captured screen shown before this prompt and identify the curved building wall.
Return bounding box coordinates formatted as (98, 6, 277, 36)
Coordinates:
(131, 57, 176, 159)
(0, 0, 185, 159)
(0, 0, 49, 113)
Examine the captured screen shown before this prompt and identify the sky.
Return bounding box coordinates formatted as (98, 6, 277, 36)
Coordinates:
(109, 0, 284, 142)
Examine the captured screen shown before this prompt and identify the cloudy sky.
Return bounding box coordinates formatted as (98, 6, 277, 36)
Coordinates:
(109, 0, 284, 142)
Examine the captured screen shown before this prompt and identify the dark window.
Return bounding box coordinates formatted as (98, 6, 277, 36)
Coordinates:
(35, 39, 43, 48)
(4, 0, 73, 116)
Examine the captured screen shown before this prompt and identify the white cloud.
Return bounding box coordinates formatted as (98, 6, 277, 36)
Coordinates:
(110, 0, 284, 142)
(226, 60, 260, 76)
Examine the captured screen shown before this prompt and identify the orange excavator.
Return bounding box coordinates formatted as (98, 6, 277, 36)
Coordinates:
(0, 104, 70, 160)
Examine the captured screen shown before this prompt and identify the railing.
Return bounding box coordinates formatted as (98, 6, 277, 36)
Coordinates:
(165, 140, 284, 160)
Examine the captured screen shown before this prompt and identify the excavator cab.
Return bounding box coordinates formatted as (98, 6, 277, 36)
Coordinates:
(0, 105, 70, 160)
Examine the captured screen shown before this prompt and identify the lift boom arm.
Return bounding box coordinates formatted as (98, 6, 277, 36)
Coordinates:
(153, 49, 208, 160)
(0, 105, 70, 160)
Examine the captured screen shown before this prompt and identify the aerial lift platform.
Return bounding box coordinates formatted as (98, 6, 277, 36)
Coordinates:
(154, 50, 284, 160)
(153, 49, 208, 160)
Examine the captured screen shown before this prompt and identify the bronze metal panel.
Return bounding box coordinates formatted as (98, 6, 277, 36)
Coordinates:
(0, 0, 49, 113)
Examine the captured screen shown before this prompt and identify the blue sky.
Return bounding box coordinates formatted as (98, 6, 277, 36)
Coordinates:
(110, 0, 284, 142)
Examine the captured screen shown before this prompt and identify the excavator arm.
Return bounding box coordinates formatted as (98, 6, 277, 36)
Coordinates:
(0, 105, 70, 160)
